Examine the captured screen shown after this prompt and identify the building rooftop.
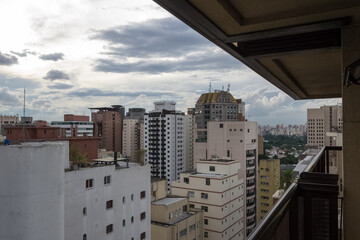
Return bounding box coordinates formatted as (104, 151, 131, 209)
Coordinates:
(152, 197, 186, 206)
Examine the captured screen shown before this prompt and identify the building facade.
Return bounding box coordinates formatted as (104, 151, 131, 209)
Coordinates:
(144, 102, 185, 189)
(194, 121, 258, 235)
(151, 197, 204, 240)
(256, 158, 280, 223)
(0, 114, 19, 136)
(0, 141, 151, 240)
(307, 105, 342, 148)
(51, 114, 93, 138)
(171, 159, 246, 240)
(185, 108, 195, 170)
(90, 106, 123, 152)
(123, 118, 141, 159)
(194, 91, 241, 141)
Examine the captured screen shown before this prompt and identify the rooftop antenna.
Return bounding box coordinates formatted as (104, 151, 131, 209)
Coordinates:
(23, 88, 25, 118)
(209, 82, 212, 92)
(227, 83, 230, 92)
(19, 88, 30, 142)
(222, 84, 224, 91)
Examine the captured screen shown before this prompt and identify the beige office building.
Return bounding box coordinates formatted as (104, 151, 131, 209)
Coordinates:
(194, 121, 258, 235)
(257, 158, 280, 223)
(151, 197, 204, 240)
(307, 105, 342, 148)
(185, 110, 195, 170)
(171, 159, 246, 240)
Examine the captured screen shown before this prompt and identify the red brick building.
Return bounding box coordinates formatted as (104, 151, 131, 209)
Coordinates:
(90, 106, 123, 153)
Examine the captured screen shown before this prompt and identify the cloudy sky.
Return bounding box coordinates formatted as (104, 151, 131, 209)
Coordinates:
(0, 0, 341, 125)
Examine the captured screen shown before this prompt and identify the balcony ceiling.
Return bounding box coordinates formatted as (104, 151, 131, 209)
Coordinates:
(154, 0, 360, 99)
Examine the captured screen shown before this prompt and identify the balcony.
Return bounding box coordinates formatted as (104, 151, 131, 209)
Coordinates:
(248, 146, 342, 240)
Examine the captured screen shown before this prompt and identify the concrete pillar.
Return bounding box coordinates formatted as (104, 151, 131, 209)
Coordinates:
(342, 26, 360, 239)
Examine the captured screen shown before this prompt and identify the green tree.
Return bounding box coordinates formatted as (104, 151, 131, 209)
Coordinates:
(69, 145, 87, 166)
(133, 149, 146, 166)
(280, 169, 294, 190)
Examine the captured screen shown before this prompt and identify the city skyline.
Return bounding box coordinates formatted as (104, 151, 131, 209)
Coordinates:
(0, 0, 341, 126)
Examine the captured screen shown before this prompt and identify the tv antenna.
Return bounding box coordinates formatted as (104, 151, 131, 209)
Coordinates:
(209, 82, 212, 92)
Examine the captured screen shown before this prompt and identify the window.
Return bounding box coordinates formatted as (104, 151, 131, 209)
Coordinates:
(131, 194, 134, 201)
(201, 193, 208, 199)
(83, 234, 87, 240)
(123, 219, 126, 226)
(219, 123, 223, 128)
(169, 212, 173, 219)
(131, 216, 134, 223)
(106, 224, 113, 234)
(204, 218, 208, 225)
(140, 191, 146, 199)
(183, 205, 187, 212)
(184, 177, 189, 184)
(201, 206, 208, 212)
(204, 232, 208, 238)
(179, 229, 187, 237)
(209, 166, 215, 171)
(106, 200, 113, 209)
(189, 224, 196, 232)
(189, 204, 195, 208)
(188, 191, 194, 197)
(83, 207, 87, 216)
(141, 212, 146, 220)
(122, 196, 125, 203)
(85, 179, 94, 189)
(140, 232, 146, 240)
(206, 178, 210, 185)
(104, 175, 111, 185)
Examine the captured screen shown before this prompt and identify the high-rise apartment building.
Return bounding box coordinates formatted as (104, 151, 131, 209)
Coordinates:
(144, 101, 185, 189)
(185, 108, 195, 170)
(90, 106, 124, 152)
(194, 121, 258, 235)
(307, 105, 342, 148)
(257, 158, 280, 223)
(171, 158, 246, 240)
(195, 90, 242, 141)
(123, 118, 140, 159)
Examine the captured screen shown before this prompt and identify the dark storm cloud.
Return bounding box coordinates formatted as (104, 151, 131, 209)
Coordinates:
(48, 82, 74, 89)
(92, 17, 211, 58)
(0, 87, 20, 107)
(68, 88, 177, 98)
(0, 52, 18, 65)
(39, 52, 64, 61)
(43, 69, 70, 80)
(94, 51, 242, 74)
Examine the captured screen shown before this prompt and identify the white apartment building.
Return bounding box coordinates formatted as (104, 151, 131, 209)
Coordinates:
(144, 101, 185, 189)
(307, 104, 342, 148)
(51, 121, 93, 137)
(171, 159, 246, 240)
(0, 114, 19, 135)
(0, 141, 151, 240)
(194, 121, 258, 236)
(123, 118, 140, 159)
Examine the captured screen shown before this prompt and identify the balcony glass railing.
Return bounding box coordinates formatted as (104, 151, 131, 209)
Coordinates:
(247, 146, 342, 240)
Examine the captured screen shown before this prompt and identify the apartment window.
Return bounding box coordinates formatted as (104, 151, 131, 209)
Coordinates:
(85, 179, 94, 189)
(106, 200, 113, 209)
(201, 206, 208, 212)
(204, 218, 208, 225)
(131, 216, 134, 223)
(189, 204, 195, 208)
(140, 191, 146, 199)
(83, 207, 87, 216)
(169, 212, 173, 219)
(140, 232, 146, 240)
(179, 229, 187, 237)
(204, 232, 208, 238)
(219, 123, 223, 128)
(131, 194, 134, 201)
(201, 193, 208, 199)
(140, 212, 146, 220)
(209, 166, 215, 172)
(188, 191, 194, 197)
(205, 178, 210, 185)
(104, 175, 111, 185)
(122, 196, 125, 203)
(184, 177, 189, 184)
(189, 224, 196, 232)
(106, 224, 113, 234)
(83, 234, 87, 240)
(123, 219, 126, 226)
(183, 205, 187, 212)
